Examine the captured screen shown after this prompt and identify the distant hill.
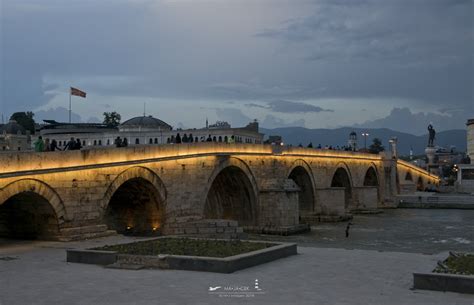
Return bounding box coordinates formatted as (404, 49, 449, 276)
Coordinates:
(260, 127, 466, 155)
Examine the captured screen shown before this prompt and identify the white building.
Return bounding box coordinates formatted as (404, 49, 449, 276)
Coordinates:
(467, 118, 474, 163)
(0, 120, 31, 152)
(36, 116, 264, 149)
(454, 118, 474, 193)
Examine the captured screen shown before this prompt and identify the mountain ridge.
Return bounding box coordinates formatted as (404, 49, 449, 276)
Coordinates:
(260, 126, 466, 155)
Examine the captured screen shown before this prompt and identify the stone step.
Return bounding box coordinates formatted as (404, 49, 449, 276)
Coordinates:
(58, 230, 117, 242)
(60, 224, 109, 236)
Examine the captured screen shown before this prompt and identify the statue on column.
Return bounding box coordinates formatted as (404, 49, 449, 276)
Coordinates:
(427, 124, 436, 147)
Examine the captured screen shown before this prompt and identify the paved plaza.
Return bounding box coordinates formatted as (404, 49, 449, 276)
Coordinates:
(1, 209, 473, 305)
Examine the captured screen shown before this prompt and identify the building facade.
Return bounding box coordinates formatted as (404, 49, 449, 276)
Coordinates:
(0, 120, 31, 152)
(36, 116, 264, 149)
(467, 118, 474, 163)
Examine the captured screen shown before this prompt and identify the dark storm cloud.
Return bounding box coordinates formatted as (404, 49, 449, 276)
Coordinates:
(256, 0, 473, 106)
(246, 100, 333, 113)
(1, 0, 472, 129)
(215, 107, 306, 129)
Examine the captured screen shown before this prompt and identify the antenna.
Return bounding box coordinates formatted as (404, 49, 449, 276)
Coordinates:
(143, 102, 146, 116)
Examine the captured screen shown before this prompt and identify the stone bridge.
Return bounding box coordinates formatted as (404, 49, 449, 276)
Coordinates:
(0, 144, 439, 240)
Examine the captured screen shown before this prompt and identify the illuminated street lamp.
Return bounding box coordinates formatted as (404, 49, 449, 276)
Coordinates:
(362, 132, 370, 150)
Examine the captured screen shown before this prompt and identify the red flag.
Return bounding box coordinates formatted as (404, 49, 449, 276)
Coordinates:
(70, 87, 86, 98)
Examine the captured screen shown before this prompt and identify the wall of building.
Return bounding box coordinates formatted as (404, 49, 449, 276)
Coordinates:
(467, 119, 474, 164)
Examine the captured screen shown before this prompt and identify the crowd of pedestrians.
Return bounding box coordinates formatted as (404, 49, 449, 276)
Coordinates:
(33, 136, 82, 152)
(302, 143, 356, 151)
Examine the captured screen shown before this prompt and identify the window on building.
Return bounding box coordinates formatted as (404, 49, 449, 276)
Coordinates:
(149, 138, 153, 144)
(135, 138, 140, 144)
(98, 140, 102, 146)
(218, 136, 222, 142)
(93, 140, 97, 146)
(154, 138, 158, 144)
(82, 140, 86, 146)
(59, 141, 62, 146)
(224, 136, 228, 143)
(107, 139, 110, 145)
(195, 137, 199, 142)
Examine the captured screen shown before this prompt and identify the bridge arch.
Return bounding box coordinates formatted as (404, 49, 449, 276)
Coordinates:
(203, 157, 258, 226)
(405, 171, 413, 182)
(0, 179, 66, 240)
(416, 176, 424, 191)
(330, 163, 354, 210)
(363, 165, 379, 187)
(102, 166, 167, 234)
(287, 159, 317, 215)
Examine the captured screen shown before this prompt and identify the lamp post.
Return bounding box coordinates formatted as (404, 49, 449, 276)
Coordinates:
(362, 132, 370, 150)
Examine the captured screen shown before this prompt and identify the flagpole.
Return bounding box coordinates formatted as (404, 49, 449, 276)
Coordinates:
(69, 88, 72, 123)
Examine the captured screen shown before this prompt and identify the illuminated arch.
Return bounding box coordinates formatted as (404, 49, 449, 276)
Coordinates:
(330, 163, 353, 209)
(0, 178, 67, 224)
(287, 159, 317, 214)
(203, 157, 259, 226)
(102, 166, 167, 210)
(102, 166, 167, 234)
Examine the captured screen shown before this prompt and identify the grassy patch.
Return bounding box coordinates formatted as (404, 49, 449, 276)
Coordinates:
(93, 238, 275, 258)
(433, 252, 474, 275)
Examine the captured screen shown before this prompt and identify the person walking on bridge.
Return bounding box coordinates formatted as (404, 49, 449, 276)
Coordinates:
(34, 136, 45, 152)
(63, 137, 75, 151)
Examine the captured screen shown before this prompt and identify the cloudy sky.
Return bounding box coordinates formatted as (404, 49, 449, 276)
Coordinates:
(1, 0, 472, 135)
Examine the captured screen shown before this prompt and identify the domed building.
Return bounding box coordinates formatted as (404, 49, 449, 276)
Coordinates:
(0, 120, 31, 151)
(119, 116, 172, 132)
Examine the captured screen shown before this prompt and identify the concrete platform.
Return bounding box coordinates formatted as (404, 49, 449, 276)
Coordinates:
(1, 236, 472, 305)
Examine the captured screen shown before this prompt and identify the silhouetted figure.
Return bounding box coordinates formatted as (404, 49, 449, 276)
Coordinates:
(50, 139, 59, 151)
(189, 133, 194, 143)
(175, 133, 182, 144)
(63, 137, 76, 151)
(182, 134, 188, 143)
(307, 142, 313, 148)
(44, 138, 51, 151)
(345, 222, 353, 238)
(75, 138, 82, 150)
(298, 143, 303, 147)
(428, 124, 436, 147)
(114, 136, 122, 147)
(317, 144, 322, 149)
(122, 138, 128, 147)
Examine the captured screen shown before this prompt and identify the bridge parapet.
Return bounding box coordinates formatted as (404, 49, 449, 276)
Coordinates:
(0, 143, 385, 178)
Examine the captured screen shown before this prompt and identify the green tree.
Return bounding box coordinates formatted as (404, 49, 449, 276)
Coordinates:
(369, 138, 385, 154)
(10, 111, 36, 134)
(103, 112, 121, 127)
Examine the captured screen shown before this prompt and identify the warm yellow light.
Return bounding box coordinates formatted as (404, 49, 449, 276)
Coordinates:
(126, 226, 132, 230)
